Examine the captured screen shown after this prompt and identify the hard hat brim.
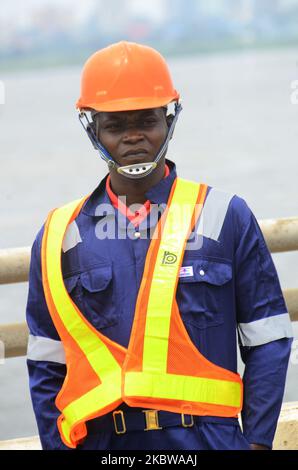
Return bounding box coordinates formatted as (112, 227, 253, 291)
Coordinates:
(76, 94, 179, 112)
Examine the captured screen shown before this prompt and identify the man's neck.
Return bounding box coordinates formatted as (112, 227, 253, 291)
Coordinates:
(108, 159, 166, 207)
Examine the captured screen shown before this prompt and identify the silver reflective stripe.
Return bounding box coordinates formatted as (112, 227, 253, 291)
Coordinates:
(196, 188, 234, 241)
(27, 334, 66, 364)
(238, 313, 294, 347)
(62, 220, 82, 253)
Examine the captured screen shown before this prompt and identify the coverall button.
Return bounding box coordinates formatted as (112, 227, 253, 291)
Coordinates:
(134, 231, 141, 238)
(199, 269, 205, 276)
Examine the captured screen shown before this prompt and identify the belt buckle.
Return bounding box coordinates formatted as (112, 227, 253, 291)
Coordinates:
(113, 410, 126, 434)
(181, 413, 194, 428)
(142, 410, 163, 431)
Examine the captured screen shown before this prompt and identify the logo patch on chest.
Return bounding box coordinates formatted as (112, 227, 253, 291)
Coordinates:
(179, 266, 194, 278)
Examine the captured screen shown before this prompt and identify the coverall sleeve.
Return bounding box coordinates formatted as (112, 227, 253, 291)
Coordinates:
(233, 197, 293, 449)
(26, 226, 71, 450)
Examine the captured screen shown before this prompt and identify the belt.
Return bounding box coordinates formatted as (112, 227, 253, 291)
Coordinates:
(107, 410, 239, 435)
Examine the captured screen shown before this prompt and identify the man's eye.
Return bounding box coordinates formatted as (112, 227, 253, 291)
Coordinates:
(142, 118, 157, 126)
(105, 123, 121, 131)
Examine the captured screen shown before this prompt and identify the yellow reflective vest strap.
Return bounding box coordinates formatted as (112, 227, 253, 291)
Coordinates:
(142, 178, 201, 372)
(59, 369, 122, 446)
(42, 197, 123, 447)
(44, 198, 123, 375)
(124, 372, 241, 408)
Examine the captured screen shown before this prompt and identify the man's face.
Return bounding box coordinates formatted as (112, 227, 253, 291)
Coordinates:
(93, 107, 169, 166)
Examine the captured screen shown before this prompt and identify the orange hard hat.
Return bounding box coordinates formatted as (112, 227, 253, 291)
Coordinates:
(76, 41, 180, 112)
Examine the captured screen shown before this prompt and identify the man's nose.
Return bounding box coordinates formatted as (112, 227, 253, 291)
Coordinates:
(122, 127, 144, 143)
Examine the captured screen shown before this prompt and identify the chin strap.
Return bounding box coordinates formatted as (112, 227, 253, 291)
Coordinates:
(78, 102, 182, 179)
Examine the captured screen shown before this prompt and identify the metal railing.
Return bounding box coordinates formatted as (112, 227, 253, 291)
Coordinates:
(0, 216, 298, 359)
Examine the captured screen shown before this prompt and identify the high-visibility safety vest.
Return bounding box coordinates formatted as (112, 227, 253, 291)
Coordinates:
(41, 177, 243, 448)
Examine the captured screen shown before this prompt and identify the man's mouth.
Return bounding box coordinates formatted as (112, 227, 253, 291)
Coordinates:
(122, 149, 149, 160)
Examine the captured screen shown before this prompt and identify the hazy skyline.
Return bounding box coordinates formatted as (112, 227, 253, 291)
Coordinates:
(1, 0, 298, 69)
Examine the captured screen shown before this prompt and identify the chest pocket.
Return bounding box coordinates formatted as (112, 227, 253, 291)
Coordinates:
(63, 264, 117, 330)
(177, 258, 232, 329)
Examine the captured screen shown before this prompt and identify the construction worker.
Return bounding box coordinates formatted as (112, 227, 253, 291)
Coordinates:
(26, 41, 293, 451)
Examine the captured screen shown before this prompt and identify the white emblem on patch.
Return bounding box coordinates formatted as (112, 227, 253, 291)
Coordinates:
(179, 266, 194, 278)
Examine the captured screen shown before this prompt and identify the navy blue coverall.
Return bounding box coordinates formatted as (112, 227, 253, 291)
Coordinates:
(26, 159, 293, 450)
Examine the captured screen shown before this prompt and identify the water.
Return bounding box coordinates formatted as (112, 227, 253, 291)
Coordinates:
(0, 48, 297, 440)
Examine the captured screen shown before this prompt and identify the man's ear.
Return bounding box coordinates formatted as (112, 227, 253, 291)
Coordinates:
(90, 111, 100, 136)
(166, 114, 174, 128)
(87, 121, 96, 137)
